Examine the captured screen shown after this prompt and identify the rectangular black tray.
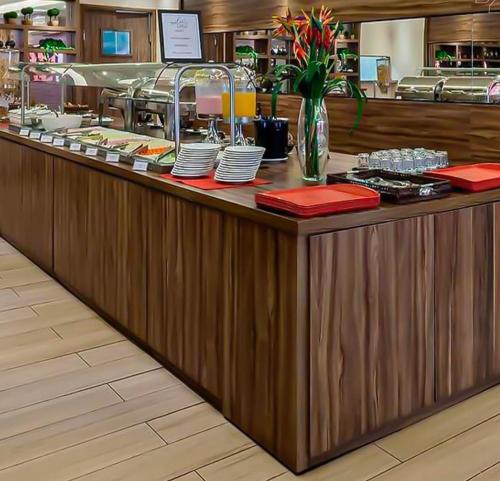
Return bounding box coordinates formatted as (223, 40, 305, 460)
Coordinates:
(327, 169, 452, 204)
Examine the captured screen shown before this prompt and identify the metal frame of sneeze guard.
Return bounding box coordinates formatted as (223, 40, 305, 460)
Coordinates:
(174, 64, 236, 155)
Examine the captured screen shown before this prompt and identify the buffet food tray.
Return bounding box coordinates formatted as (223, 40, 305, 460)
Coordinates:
(327, 170, 452, 204)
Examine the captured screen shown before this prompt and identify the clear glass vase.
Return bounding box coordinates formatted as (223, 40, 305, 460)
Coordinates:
(297, 97, 329, 183)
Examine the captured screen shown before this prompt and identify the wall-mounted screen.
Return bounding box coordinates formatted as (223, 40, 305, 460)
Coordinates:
(102, 30, 131, 56)
(158, 10, 203, 62)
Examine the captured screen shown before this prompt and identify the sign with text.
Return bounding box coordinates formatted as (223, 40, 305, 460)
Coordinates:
(159, 10, 203, 62)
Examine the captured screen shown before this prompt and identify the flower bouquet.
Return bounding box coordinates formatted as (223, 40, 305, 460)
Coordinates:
(272, 7, 365, 182)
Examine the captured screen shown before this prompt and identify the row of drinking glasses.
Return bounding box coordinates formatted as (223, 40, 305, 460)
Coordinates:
(358, 149, 449, 173)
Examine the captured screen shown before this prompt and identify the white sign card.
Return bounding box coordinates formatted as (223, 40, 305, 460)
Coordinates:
(105, 152, 120, 163)
(133, 159, 148, 172)
(69, 143, 81, 152)
(159, 11, 203, 62)
(41, 135, 53, 144)
(86, 147, 98, 157)
(53, 138, 65, 147)
(19, 129, 30, 137)
(29, 131, 41, 140)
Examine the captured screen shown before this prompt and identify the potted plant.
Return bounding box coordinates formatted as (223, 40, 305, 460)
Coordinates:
(272, 7, 365, 183)
(47, 8, 60, 27)
(3, 11, 18, 25)
(21, 7, 34, 26)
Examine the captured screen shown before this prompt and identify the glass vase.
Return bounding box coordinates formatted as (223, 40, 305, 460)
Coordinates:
(297, 97, 329, 183)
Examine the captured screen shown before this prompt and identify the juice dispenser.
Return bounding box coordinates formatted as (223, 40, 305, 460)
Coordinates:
(222, 64, 256, 145)
(195, 67, 225, 144)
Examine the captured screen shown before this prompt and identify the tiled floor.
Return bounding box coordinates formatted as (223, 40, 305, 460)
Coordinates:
(1, 237, 500, 480)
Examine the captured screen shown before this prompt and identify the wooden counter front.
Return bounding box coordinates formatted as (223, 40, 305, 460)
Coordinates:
(0, 128, 499, 473)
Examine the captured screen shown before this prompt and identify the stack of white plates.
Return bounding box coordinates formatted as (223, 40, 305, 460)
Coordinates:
(171, 143, 221, 178)
(215, 146, 266, 183)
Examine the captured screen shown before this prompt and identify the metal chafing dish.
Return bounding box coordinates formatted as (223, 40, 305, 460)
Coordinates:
(396, 76, 446, 101)
(441, 76, 500, 103)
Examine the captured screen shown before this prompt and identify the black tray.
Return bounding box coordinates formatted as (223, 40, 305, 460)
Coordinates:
(327, 169, 452, 204)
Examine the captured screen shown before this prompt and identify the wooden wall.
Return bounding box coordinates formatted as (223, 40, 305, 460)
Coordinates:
(184, 0, 483, 32)
(257, 94, 500, 164)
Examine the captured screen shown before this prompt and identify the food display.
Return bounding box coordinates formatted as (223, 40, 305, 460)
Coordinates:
(63, 127, 176, 163)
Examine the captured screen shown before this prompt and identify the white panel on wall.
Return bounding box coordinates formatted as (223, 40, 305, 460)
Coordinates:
(360, 18, 425, 81)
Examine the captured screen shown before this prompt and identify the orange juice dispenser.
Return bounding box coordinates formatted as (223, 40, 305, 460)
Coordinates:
(222, 65, 256, 145)
(195, 67, 225, 144)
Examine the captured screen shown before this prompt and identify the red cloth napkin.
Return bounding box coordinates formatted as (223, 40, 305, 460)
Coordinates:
(161, 172, 271, 191)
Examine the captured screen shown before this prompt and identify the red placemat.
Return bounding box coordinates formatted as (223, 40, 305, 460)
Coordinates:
(161, 173, 271, 190)
(256, 184, 380, 218)
(428, 164, 500, 192)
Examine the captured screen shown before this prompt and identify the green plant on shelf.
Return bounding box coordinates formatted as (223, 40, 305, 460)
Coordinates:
(39, 38, 71, 59)
(3, 11, 18, 25)
(21, 7, 34, 25)
(235, 45, 259, 70)
(435, 50, 454, 62)
(47, 8, 61, 26)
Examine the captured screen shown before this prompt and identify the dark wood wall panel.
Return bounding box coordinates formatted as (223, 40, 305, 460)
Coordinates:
(0, 139, 53, 271)
(434, 205, 499, 401)
(257, 95, 500, 164)
(53, 158, 148, 341)
(309, 216, 435, 460)
(185, 0, 477, 31)
(427, 14, 472, 43)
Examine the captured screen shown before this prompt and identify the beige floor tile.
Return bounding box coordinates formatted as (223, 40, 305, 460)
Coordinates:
(0, 423, 164, 481)
(53, 317, 123, 340)
(79, 341, 143, 366)
(372, 415, 500, 481)
(272, 445, 399, 481)
(0, 385, 120, 441)
(0, 300, 98, 338)
(0, 254, 32, 272)
(0, 384, 201, 470)
(0, 354, 86, 391)
(0, 326, 58, 351)
(0, 241, 17, 256)
(197, 446, 287, 481)
(0, 306, 36, 325)
(469, 462, 500, 480)
(0, 266, 50, 289)
(0, 354, 159, 414)
(76, 424, 253, 481)
(0, 281, 68, 312)
(176, 474, 204, 481)
(150, 403, 226, 443)
(110, 368, 180, 400)
(378, 385, 500, 461)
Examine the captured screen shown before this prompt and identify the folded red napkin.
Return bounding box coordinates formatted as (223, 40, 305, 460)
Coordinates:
(161, 173, 271, 191)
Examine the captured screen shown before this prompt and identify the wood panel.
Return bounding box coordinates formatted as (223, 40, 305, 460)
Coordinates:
(53, 158, 148, 342)
(473, 11, 500, 42)
(147, 192, 309, 472)
(221, 220, 308, 473)
(309, 216, 435, 460)
(257, 94, 500, 164)
(427, 14, 473, 43)
(147, 191, 225, 402)
(0, 139, 53, 271)
(185, 0, 477, 31)
(434, 205, 499, 401)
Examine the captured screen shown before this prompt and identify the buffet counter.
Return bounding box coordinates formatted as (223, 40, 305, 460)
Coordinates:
(1, 127, 499, 473)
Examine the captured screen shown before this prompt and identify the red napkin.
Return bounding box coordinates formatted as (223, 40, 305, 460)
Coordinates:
(161, 172, 271, 191)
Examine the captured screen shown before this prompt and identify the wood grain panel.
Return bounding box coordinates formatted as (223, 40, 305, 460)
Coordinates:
(185, 0, 477, 31)
(427, 14, 473, 43)
(258, 94, 500, 164)
(53, 158, 148, 341)
(473, 11, 500, 42)
(0, 139, 53, 271)
(147, 191, 224, 402)
(434, 205, 498, 401)
(309, 216, 435, 459)
(222, 219, 308, 472)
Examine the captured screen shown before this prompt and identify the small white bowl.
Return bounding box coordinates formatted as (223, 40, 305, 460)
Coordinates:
(42, 114, 83, 131)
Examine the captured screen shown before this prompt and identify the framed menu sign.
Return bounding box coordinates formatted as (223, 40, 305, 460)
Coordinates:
(159, 10, 204, 63)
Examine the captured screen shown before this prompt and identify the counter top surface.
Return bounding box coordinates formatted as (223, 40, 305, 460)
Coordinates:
(2, 127, 499, 235)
